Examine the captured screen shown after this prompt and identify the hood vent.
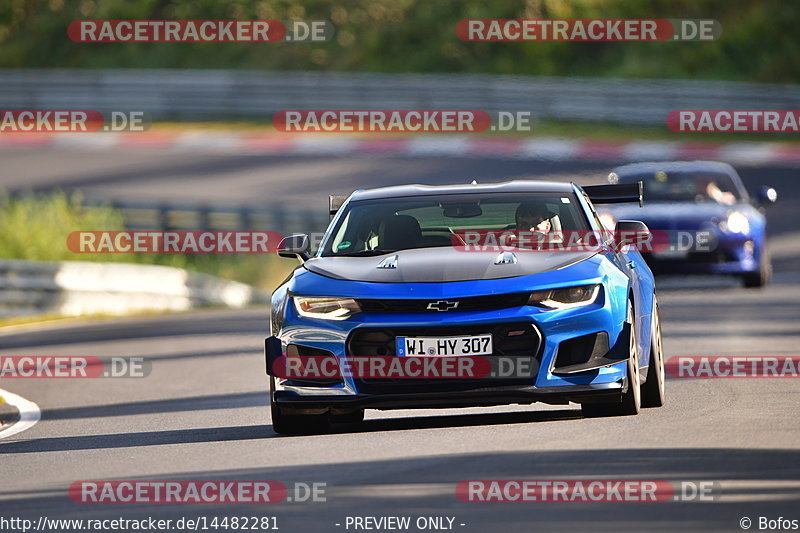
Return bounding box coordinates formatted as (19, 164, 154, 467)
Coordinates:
(494, 251, 518, 265)
(376, 255, 398, 269)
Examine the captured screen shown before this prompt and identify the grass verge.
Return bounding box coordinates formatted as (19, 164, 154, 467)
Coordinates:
(0, 191, 299, 292)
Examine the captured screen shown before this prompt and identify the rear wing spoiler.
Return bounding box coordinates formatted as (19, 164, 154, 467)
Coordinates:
(329, 195, 349, 219)
(583, 181, 643, 207)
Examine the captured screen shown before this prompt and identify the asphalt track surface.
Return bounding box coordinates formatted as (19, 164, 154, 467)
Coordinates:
(1, 146, 800, 532)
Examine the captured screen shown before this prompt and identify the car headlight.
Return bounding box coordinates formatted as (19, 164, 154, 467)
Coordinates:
(528, 284, 601, 310)
(294, 296, 361, 320)
(725, 211, 750, 234)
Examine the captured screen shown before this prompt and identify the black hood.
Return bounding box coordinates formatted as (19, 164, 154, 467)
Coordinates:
(303, 247, 597, 283)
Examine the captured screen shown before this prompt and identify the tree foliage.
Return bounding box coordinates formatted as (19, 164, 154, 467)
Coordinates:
(0, 0, 797, 82)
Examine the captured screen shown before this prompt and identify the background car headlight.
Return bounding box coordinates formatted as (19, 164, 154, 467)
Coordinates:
(725, 211, 750, 234)
(294, 296, 361, 320)
(528, 284, 601, 310)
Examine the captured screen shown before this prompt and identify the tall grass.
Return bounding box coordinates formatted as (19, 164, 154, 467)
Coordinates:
(0, 191, 124, 261)
(0, 192, 298, 291)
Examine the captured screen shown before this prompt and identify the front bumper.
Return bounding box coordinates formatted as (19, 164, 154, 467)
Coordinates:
(271, 382, 625, 414)
(266, 289, 633, 409)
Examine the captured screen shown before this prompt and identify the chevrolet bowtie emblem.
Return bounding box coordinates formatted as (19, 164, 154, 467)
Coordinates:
(427, 300, 459, 311)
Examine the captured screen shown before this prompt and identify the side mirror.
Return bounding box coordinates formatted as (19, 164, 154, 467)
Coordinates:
(615, 220, 650, 247)
(756, 186, 777, 206)
(278, 234, 310, 261)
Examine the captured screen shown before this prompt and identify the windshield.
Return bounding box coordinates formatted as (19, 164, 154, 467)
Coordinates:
(615, 170, 742, 205)
(320, 192, 591, 256)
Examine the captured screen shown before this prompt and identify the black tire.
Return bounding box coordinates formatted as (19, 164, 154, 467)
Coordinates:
(743, 245, 771, 288)
(641, 299, 665, 408)
(269, 377, 330, 435)
(582, 301, 641, 418)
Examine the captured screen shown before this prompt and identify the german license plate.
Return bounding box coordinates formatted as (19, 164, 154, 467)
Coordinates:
(396, 334, 492, 357)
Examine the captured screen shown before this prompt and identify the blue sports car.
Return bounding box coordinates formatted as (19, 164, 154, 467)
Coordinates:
(597, 161, 777, 288)
(265, 180, 664, 434)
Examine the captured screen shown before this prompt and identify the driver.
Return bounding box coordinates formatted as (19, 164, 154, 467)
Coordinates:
(704, 180, 736, 206)
(515, 201, 553, 233)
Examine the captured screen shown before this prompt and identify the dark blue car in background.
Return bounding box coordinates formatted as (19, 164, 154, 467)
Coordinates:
(597, 161, 777, 288)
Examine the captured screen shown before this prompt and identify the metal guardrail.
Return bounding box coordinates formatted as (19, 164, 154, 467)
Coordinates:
(0, 259, 269, 318)
(2, 69, 799, 126)
(93, 199, 330, 236)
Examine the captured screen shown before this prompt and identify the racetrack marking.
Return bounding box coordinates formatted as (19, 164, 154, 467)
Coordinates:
(0, 388, 41, 440)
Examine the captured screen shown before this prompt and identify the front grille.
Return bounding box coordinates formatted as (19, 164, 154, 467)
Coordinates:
(356, 293, 531, 314)
(554, 332, 609, 370)
(347, 323, 541, 394)
(282, 344, 342, 386)
(348, 323, 541, 357)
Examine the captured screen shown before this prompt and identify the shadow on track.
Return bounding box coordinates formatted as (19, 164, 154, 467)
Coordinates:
(40, 391, 268, 421)
(0, 425, 274, 453)
(0, 312, 264, 349)
(320, 408, 584, 437)
(0, 408, 583, 453)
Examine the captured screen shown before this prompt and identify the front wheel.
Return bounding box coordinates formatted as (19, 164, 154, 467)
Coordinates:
(743, 245, 771, 288)
(582, 301, 641, 418)
(641, 299, 665, 408)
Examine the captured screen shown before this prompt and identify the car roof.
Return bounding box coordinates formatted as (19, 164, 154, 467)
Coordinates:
(349, 180, 576, 202)
(611, 160, 737, 176)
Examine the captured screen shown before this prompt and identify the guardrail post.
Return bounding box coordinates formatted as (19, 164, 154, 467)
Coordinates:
(239, 206, 252, 231)
(159, 204, 171, 231)
(270, 205, 286, 236)
(198, 205, 212, 231)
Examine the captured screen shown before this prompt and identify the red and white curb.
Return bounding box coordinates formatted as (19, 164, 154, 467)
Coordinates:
(0, 389, 41, 440)
(1, 131, 799, 166)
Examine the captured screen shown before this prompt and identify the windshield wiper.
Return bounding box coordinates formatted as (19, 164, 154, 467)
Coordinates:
(336, 248, 398, 257)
